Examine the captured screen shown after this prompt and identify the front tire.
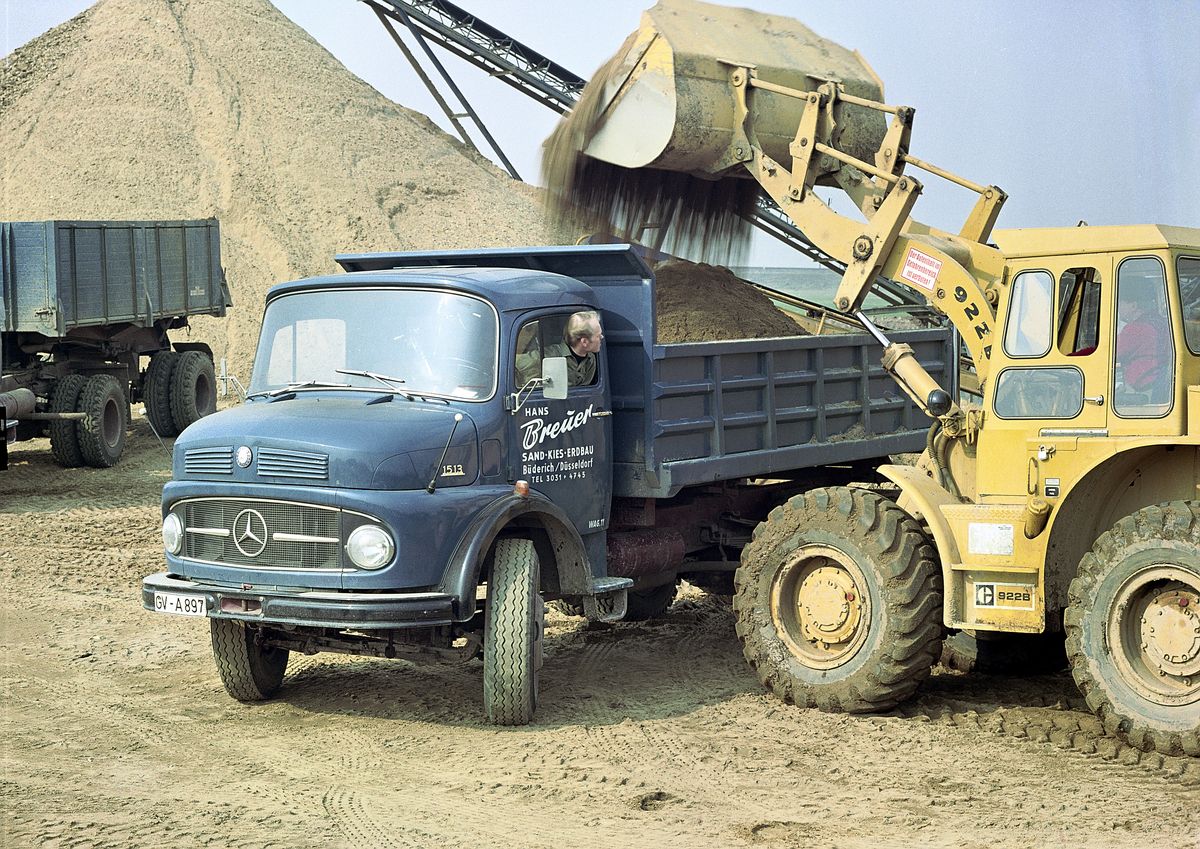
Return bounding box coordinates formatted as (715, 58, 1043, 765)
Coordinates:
(1065, 501, 1200, 756)
(483, 537, 543, 725)
(735, 487, 943, 713)
(210, 619, 289, 701)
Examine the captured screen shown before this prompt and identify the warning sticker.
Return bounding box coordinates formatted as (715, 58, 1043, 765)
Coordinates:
(968, 522, 1014, 556)
(899, 247, 943, 291)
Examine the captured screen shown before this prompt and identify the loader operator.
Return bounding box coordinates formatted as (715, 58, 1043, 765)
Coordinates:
(1115, 284, 1171, 406)
(516, 310, 603, 388)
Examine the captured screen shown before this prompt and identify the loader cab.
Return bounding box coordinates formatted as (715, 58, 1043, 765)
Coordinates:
(978, 225, 1200, 500)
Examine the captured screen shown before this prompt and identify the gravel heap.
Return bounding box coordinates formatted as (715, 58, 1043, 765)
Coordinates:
(654, 259, 804, 342)
(0, 0, 570, 377)
(1, 0, 809, 377)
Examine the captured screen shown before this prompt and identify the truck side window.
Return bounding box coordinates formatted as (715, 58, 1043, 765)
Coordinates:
(1004, 271, 1053, 357)
(1179, 256, 1200, 355)
(993, 367, 1083, 419)
(1114, 257, 1173, 416)
(1056, 267, 1101, 356)
(513, 313, 599, 389)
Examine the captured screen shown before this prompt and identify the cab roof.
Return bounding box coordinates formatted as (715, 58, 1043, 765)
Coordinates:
(992, 224, 1200, 259)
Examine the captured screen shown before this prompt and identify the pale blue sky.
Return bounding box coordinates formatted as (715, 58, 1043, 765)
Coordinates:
(4, 1, 1199, 264)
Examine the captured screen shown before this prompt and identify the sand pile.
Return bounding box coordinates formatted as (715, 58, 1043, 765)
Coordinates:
(0, 0, 571, 377)
(654, 259, 805, 342)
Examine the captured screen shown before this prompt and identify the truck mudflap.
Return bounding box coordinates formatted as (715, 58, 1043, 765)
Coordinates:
(142, 572, 455, 630)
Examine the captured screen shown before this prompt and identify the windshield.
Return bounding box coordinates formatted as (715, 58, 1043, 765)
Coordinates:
(248, 288, 498, 400)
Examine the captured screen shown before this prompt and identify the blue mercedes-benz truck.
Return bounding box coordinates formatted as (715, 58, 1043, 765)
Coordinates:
(142, 245, 953, 724)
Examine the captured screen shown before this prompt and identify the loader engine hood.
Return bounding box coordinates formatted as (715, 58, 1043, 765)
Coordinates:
(172, 396, 480, 491)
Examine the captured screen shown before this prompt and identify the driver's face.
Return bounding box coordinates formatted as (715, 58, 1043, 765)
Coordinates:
(582, 321, 604, 354)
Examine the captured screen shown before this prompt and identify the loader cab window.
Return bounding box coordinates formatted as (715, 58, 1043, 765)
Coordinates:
(1114, 257, 1173, 416)
(1057, 267, 1102, 356)
(1004, 270, 1053, 357)
(994, 367, 1084, 419)
(1179, 256, 1200, 355)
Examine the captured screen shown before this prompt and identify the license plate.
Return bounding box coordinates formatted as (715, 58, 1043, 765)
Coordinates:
(153, 591, 207, 617)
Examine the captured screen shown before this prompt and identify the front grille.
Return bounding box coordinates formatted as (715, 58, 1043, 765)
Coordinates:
(184, 447, 233, 475)
(258, 447, 328, 480)
(180, 498, 344, 569)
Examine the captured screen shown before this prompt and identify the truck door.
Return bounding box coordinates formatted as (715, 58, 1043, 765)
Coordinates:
(509, 311, 612, 536)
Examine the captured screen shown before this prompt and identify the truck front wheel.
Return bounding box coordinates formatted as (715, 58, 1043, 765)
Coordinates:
(734, 487, 943, 713)
(483, 537, 543, 725)
(210, 619, 289, 701)
(77, 374, 126, 468)
(1065, 501, 1200, 756)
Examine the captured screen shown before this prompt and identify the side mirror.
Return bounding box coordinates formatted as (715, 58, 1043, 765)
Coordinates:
(541, 357, 569, 400)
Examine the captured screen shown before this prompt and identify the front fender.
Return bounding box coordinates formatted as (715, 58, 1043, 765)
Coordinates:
(438, 491, 589, 618)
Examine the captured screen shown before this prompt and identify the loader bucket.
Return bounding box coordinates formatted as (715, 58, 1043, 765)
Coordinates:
(543, 0, 887, 260)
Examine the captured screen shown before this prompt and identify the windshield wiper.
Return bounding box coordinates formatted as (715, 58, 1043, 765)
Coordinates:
(246, 379, 352, 400)
(335, 368, 414, 399)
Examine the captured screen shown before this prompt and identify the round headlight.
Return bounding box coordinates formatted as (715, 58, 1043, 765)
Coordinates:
(346, 525, 394, 570)
(162, 513, 183, 555)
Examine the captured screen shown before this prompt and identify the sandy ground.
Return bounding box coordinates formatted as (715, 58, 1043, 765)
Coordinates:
(2, 420, 1198, 849)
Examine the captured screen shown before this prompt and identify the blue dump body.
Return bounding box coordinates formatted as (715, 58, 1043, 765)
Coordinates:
(1, 219, 228, 338)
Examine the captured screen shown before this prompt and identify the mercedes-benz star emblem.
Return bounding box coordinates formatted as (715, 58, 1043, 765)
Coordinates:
(232, 509, 268, 558)
(236, 446, 253, 468)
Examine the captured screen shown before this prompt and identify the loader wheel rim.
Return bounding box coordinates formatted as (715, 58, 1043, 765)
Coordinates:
(770, 545, 869, 670)
(1107, 565, 1200, 707)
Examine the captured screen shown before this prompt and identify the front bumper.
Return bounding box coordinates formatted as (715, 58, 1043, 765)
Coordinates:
(142, 572, 456, 630)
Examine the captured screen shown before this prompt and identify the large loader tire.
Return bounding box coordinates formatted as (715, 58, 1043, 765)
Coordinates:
(77, 374, 126, 468)
(210, 619, 289, 701)
(734, 487, 943, 713)
(143, 350, 180, 437)
(940, 629, 1068, 675)
(623, 582, 677, 621)
(1065, 501, 1200, 757)
(48, 374, 87, 468)
(169, 350, 216, 433)
(483, 537, 543, 725)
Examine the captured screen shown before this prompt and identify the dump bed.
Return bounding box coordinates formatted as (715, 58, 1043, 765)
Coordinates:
(337, 245, 953, 499)
(1, 220, 228, 338)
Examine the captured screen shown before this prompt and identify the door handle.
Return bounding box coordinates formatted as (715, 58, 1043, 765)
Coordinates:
(593, 410, 613, 417)
(1083, 395, 1104, 406)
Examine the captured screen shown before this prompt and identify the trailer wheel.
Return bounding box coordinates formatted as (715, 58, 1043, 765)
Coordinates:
(623, 582, 677, 621)
(49, 374, 87, 468)
(483, 537, 543, 725)
(210, 619, 289, 701)
(940, 629, 1067, 675)
(77, 375, 127, 468)
(170, 350, 216, 433)
(144, 351, 180, 437)
(1065, 501, 1200, 757)
(734, 486, 943, 713)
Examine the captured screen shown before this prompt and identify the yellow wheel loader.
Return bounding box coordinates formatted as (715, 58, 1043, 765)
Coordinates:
(545, 0, 1200, 756)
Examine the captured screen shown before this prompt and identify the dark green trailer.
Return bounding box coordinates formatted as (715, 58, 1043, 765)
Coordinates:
(1, 219, 231, 470)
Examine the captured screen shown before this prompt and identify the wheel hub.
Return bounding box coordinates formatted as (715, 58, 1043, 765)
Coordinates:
(1140, 589, 1200, 678)
(769, 546, 870, 670)
(796, 565, 863, 645)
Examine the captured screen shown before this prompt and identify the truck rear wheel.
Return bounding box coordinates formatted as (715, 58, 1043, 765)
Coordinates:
(143, 350, 180, 437)
(624, 582, 677, 621)
(483, 537, 543, 725)
(1065, 501, 1200, 757)
(734, 487, 943, 713)
(210, 619, 289, 701)
(49, 374, 87, 468)
(170, 350, 217, 433)
(77, 374, 126, 468)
